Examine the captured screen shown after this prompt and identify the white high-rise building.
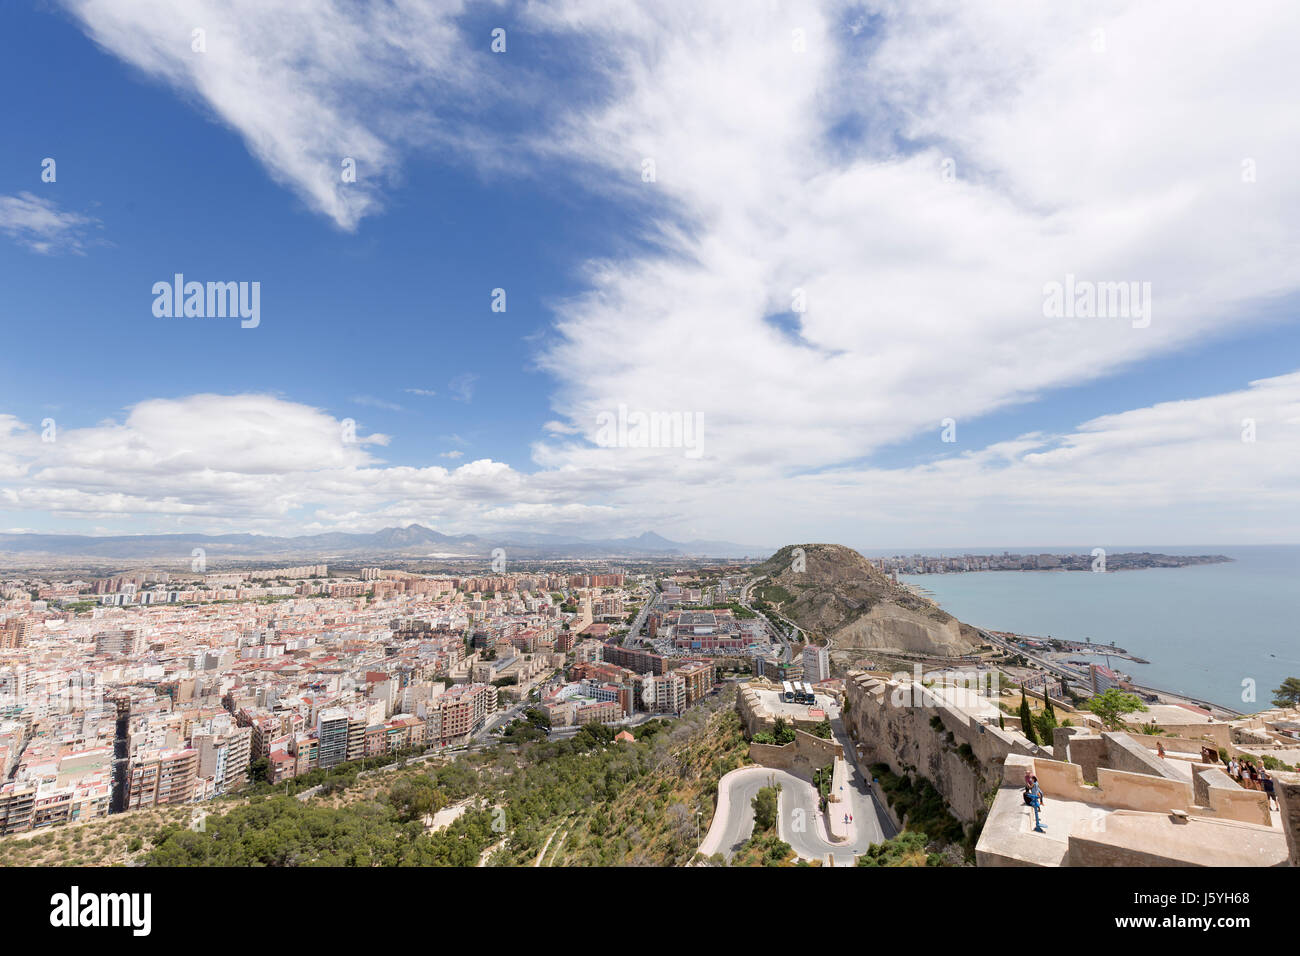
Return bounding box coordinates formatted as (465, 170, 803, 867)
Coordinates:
(802, 643, 830, 683)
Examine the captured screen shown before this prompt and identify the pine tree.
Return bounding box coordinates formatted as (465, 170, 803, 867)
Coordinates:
(1272, 677, 1300, 709)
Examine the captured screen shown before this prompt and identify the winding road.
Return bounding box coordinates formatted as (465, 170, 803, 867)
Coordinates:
(700, 719, 896, 865)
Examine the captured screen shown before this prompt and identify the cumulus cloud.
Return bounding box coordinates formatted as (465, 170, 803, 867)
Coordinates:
(528, 0, 1300, 482)
(0, 395, 625, 534)
(2, 380, 1298, 542)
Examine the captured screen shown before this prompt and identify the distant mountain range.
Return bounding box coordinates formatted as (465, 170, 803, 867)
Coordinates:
(0, 525, 768, 563)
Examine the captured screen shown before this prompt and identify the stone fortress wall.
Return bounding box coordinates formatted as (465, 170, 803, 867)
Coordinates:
(842, 672, 1041, 824)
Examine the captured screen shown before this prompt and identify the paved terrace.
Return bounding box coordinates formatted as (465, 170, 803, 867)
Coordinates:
(977, 753, 1293, 867)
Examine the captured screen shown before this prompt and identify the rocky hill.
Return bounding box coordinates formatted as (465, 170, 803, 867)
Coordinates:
(751, 544, 981, 661)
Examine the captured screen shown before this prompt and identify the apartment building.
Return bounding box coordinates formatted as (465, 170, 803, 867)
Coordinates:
(316, 708, 350, 769)
(601, 644, 665, 676)
(435, 683, 497, 745)
(0, 782, 35, 835)
(0, 618, 32, 648)
(193, 725, 252, 794)
(29, 780, 111, 829)
(1090, 663, 1122, 695)
(94, 628, 145, 657)
(127, 748, 198, 809)
(574, 699, 621, 724)
(672, 660, 715, 705)
(802, 643, 830, 683)
(633, 672, 687, 715)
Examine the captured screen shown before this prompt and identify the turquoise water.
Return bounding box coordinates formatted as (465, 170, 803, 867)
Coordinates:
(888, 546, 1300, 711)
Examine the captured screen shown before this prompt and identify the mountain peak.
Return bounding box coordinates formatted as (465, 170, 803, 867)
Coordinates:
(631, 531, 674, 545)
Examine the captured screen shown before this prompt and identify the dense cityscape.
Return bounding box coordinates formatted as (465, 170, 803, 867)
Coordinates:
(0, 562, 781, 831)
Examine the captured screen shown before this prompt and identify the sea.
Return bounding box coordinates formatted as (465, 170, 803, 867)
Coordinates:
(868, 545, 1300, 712)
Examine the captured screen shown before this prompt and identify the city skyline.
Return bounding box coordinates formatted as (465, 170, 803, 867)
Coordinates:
(3, 2, 1300, 548)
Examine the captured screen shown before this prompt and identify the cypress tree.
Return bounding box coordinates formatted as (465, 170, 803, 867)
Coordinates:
(1019, 692, 1039, 745)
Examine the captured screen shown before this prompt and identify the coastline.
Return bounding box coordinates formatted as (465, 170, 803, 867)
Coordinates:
(898, 549, 1297, 714)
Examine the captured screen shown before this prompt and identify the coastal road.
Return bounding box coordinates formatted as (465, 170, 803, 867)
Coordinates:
(977, 627, 1085, 684)
(976, 627, 1241, 719)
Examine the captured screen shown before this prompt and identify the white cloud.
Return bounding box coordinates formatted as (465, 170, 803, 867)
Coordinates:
(447, 373, 478, 403)
(36, 2, 1300, 543)
(526, 0, 1300, 488)
(351, 395, 405, 411)
(58, 0, 505, 230)
(0, 193, 100, 254)
(0, 395, 620, 534)
(2, 379, 1298, 543)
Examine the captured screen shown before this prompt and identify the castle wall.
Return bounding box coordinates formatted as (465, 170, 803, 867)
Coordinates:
(843, 672, 1038, 824)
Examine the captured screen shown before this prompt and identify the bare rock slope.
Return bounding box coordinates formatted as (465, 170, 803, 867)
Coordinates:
(752, 544, 981, 659)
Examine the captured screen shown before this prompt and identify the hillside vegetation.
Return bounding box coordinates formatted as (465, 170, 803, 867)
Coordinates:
(0, 688, 749, 868)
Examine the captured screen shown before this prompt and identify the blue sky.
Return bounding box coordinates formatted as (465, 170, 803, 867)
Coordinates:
(2, 1, 1299, 547)
(1, 3, 628, 472)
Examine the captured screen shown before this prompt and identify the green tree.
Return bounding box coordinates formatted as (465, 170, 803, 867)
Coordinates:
(1272, 677, 1300, 708)
(522, 707, 551, 730)
(751, 786, 779, 832)
(1018, 693, 1038, 745)
(1085, 689, 1148, 730)
(768, 718, 796, 745)
(387, 776, 442, 823)
(1033, 708, 1058, 744)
